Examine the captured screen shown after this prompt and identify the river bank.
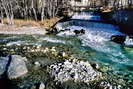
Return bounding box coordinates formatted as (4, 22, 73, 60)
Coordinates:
(0, 24, 47, 35)
(0, 17, 62, 35)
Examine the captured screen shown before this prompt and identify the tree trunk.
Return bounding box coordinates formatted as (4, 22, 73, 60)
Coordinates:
(41, 7, 45, 22)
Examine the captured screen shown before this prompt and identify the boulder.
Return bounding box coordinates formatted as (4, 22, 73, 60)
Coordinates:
(80, 29, 85, 34)
(39, 82, 45, 89)
(47, 28, 58, 34)
(0, 55, 28, 79)
(74, 30, 81, 35)
(74, 29, 85, 35)
(124, 36, 133, 47)
(31, 82, 45, 89)
(111, 35, 126, 44)
(7, 55, 28, 79)
(65, 29, 70, 31)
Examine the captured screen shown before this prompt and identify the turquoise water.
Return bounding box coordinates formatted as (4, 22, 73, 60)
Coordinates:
(54, 12, 133, 81)
(0, 34, 133, 89)
(0, 34, 133, 77)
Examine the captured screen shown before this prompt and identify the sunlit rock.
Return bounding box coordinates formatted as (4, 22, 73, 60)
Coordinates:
(39, 82, 45, 89)
(3, 48, 7, 50)
(27, 47, 30, 50)
(124, 36, 133, 47)
(45, 47, 49, 52)
(0, 55, 28, 79)
(62, 52, 67, 57)
(98, 81, 113, 89)
(23, 46, 27, 50)
(7, 55, 28, 79)
(37, 45, 42, 49)
(51, 47, 56, 52)
(34, 61, 41, 68)
(90, 62, 100, 70)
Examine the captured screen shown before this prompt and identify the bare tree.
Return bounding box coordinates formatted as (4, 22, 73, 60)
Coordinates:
(31, 0, 37, 21)
(45, 0, 67, 18)
(39, 0, 46, 22)
(1, 0, 17, 24)
(0, 1, 4, 23)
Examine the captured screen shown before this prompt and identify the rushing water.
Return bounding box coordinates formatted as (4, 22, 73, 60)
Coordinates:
(55, 11, 133, 79)
(0, 11, 133, 84)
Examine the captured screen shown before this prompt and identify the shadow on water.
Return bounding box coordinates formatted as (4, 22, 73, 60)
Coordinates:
(102, 9, 133, 35)
(119, 24, 133, 35)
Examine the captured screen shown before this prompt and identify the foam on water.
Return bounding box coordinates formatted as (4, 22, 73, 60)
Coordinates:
(124, 36, 133, 47)
(78, 31, 132, 65)
(72, 14, 101, 21)
(55, 20, 124, 38)
(6, 41, 26, 46)
(71, 11, 102, 21)
(55, 18, 125, 54)
(56, 20, 124, 41)
(42, 37, 66, 44)
(55, 12, 133, 73)
(57, 30, 75, 37)
(55, 21, 125, 55)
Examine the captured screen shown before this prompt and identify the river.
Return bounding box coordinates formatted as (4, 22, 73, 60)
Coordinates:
(0, 11, 133, 88)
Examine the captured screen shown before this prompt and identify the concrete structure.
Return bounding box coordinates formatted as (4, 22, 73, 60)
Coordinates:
(69, 0, 103, 10)
(70, 0, 90, 7)
(69, 0, 91, 10)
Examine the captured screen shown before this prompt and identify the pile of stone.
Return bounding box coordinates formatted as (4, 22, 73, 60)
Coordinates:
(48, 59, 102, 83)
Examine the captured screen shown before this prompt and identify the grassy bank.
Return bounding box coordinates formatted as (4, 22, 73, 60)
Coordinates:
(3, 17, 63, 29)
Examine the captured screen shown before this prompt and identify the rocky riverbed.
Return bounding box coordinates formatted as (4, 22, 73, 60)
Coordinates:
(0, 39, 132, 89)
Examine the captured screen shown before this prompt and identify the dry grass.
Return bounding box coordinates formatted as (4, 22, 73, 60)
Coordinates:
(3, 17, 62, 29)
(39, 17, 63, 28)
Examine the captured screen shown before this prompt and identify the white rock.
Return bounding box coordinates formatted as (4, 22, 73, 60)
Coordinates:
(7, 55, 28, 79)
(23, 46, 27, 50)
(27, 47, 30, 50)
(34, 61, 41, 67)
(37, 45, 41, 49)
(62, 52, 66, 57)
(45, 48, 49, 52)
(3, 48, 7, 50)
(39, 82, 45, 89)
(51, 48, 56, 52)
